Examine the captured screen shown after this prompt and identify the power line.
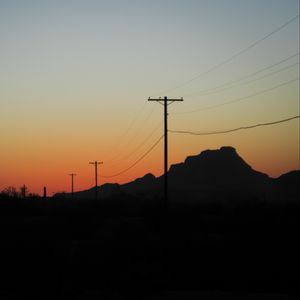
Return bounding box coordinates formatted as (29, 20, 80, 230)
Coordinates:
(109, 120, 163, 166)
(184, 62, 299, 98)
(100, 114, 299, 178)
(100, 135, 164, 178)
(117, 101, 148, 138)
(173, 77, 299, 115)
(169, 115, 300, 136)
(183, 53, 299, 97)
(210, 62, 298, 95)
(106, 101, 157, 163)
(151, 14, 299, 96)
(105, 101, 147, 161)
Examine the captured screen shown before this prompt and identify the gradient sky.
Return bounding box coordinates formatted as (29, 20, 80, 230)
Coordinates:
(0, 0, 299, 195)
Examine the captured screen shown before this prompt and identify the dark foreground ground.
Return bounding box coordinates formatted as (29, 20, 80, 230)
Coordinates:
(0, 197, 299, 299)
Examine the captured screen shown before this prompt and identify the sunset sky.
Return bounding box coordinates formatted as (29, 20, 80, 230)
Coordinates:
(0, 0, 299, 195)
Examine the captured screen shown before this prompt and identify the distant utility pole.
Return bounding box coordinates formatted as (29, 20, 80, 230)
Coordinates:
(21, 184, 28, 198)
(148, 96, 183, 212)
(43, 186, 47, 200)
(68, 173, 76, 200)
(89, 161, 103, 201)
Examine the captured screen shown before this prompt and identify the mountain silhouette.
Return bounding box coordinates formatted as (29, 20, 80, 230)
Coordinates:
(166, 146, 269, 188)
(274, 170, 300, 199)
(276, 170, 300, 187)
(62, 146, 298, 202)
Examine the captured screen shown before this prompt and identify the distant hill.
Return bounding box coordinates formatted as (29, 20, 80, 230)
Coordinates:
(276, 170, 300, 187)
(274, 170, 300, 198)
(57, 146, 299, 202)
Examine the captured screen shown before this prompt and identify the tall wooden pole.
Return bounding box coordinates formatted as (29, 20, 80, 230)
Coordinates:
(148, 96, 183, 212)
(89, 161, 103, 200)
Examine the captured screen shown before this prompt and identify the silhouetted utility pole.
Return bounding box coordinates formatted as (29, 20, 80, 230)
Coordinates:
(148, 96, 183, 212)
(43, 186, 47, 199)
(89, 161, 103, 201)
(20, 184, 28, 198)
(68, 173, 76, 200)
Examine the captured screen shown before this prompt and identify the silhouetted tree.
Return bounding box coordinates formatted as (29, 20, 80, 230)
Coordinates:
(1, 186, 19, 198)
